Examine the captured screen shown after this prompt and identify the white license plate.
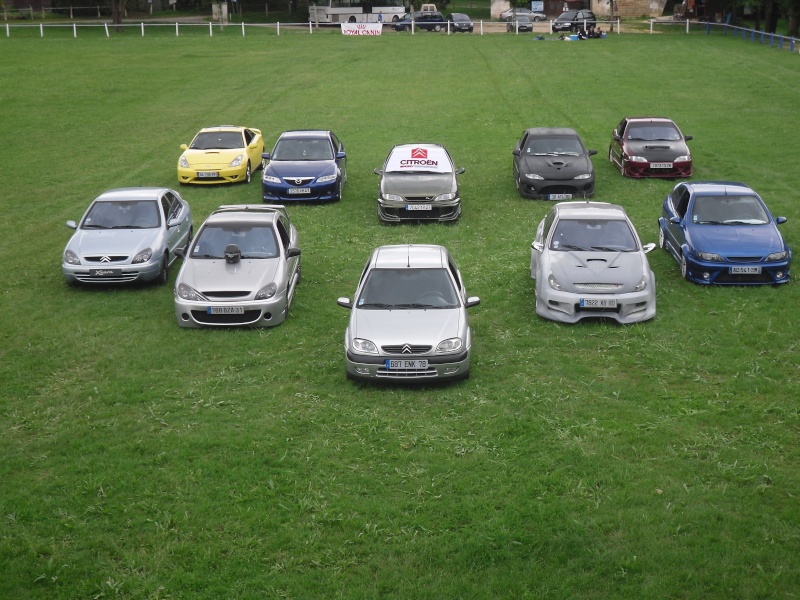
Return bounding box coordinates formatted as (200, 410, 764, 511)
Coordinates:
(198, 171, 219, 178)
(548, 193, 572, 200)
(385, 359, 428, 369)
(580, 298, 618, 308)
(288, 188, 311, 194)
(406, 204, 432, 211)
(650, 162, 673, 169)
(730, 266, 762, 274)
(207, 306, 245, 314)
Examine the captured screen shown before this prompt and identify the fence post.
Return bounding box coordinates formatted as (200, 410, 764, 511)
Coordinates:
(209, 22, 213, 36)
(770, 32, 774, 46)
(277, 22, 280, 35)
(73, 23, 77, 37)
(104, 22, 109, 37)
(97, 5, 101, 17)
(750, 28, 754, 41)
(242, 22, 245, 36)
(650, 19, 653, 34)
(176, 22, 179, 36)
(40, 22, 43, 37)
(685, 19, 689, 34)
(70, 6, 74, 19)
(309, 20, 312, 34)
(6, 23, 9, 37)
(141, 22, 144, 36)
(617, 18, 620, 33)
(480, 20, 482, 35)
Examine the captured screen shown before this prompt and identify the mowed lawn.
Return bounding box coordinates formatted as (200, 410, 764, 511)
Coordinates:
(1, 28, 799, 599)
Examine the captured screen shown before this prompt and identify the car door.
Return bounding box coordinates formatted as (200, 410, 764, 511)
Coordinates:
(531, 209, 556, 279)
(162, 191, 190, 256)
(331, 132, 347, 182)
(610, 118, 627, 165)
(513, 131, 527, 179)
(664, 185, 691, 255)
(243, 128, 262, 169)
(276, 216, 300, 301)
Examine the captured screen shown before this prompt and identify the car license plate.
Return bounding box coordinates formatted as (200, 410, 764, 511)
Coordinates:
(650, 162, 672, 169)
(580, 298, 618, 308)
(198, 171, 219, 178)
(730, 266, 762, 274)
(385, 359, 428, 370)
(406, 204, 432, 211)
(288, 188, 311, 194)
(548, 193, 572, 200)
(90, 268, 121, 277)
(207, 306, 245, 315)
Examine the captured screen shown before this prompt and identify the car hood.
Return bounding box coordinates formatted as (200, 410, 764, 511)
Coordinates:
(351, 307, 464, 349)
(265, 160, 337, 180)
(381, 172, 455, 197)
(549, 250, 648, 291)
(68, 228, 161, 255)
(182, 148, 243, 168)
(688, 224, 785, 255)
(520, 154, 593, 179)
(179, 258, 280, 294)
(625, 140, 689, 160)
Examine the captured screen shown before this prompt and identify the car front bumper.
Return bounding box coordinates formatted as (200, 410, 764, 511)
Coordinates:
(536, 286, 656, 324)
(262, 180, 340, 202)
(623, 159, 692, 179)
(345, 349, 470, 381)
(178, 164, 249, 185)
(683, 255, 790, 285)
(518, 177, 594, 200)
(174, 294, 288, 328)
(377, 198, 461, 222)
(63, 256, 162, 284)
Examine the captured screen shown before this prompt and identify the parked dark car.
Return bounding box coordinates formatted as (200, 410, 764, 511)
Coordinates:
(609, 117, 693, 178)
(552, 9, 596, 32)
(448, 12, 473, 32)
(507, 15, 533, 32)
(393, 11, 446, 31)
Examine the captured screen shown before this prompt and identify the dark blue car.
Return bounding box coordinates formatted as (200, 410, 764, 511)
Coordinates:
(658, 181, 791, 285)
(261, 130, 346, 202)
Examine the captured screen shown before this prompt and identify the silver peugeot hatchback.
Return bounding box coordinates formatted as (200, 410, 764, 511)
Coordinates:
(337, 245, 480, 381)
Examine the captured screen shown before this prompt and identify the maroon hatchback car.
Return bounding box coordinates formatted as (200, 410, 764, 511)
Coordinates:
(608, 117, 693, 178)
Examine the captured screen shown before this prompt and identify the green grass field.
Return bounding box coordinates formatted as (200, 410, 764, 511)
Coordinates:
(1, 28, 799, 599)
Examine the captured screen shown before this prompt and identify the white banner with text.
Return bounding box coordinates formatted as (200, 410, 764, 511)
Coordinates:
(340, 23, 383, 36)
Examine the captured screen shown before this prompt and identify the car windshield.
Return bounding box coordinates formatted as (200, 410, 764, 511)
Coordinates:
(82, 200, 160, 229)
(357, 268, 459, 309)
(626, 124, 682, 142)
(524, 136, 584, 156)
(272, 138, 333, 161)
(190, 131, 244, 150)
(190, 223, 279, 259)
(691, 195, 770, 225)
(550, 218, 638, 252)
(558, 10, 577, 20)
(452, 13, 469, 21)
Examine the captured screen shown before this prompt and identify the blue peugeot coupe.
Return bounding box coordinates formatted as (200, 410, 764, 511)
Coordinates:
(658, 181, 791, 285)
(261, 130, 346, 202)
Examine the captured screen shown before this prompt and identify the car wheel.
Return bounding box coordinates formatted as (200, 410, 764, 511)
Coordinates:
(156, 254, 169, 286)
(679, 253, 689, 280)
(244, 162, 251, 184)
(434, 24, 441, 32)
(404, 25, 411, 31)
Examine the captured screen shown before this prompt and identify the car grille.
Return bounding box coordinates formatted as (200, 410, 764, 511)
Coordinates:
(574, 283, 622, 292)
(383, 206, 459, 221)
(284, 177, 315, 186)
(575, 304, 621, 314)
(203, 291, 251, 299)
(381, 344, 432, 354)
(190, 310, 262, 325)
(715, 272, 773, 284)
(75, 272, 139, 283)
(405, 196, 434, 202)
(376, 367, 438, 379)
(727, 256, 763, 263)
(84, 255, 129, 263)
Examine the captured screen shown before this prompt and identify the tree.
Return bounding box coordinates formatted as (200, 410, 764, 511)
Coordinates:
(507, 0, 530, 19)
(108, 0, 130, 31)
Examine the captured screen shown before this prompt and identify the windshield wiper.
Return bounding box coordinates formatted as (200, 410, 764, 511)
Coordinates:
(560, 243, 590, 251)
(83, 224, 110, 229)
(591, 245, 631, 252)
(358, 302, 397, 309)
(553, 152, 580, 156)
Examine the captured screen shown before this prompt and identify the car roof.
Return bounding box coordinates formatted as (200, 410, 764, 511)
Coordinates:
(390, 142, 446, 152)
(277, 130, 331, 140)
(371, 245, 448, 269)
(553, 201, 629, 220)
(524, 127, 582, 138)
(198, 126, 247, 133)
(95, 187, 171, 202)
(682, 181, 754, 195)
(203, 204, 284, 226)
(625, 117, 679, 125)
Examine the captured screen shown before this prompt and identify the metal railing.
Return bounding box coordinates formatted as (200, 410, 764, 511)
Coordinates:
(649, 19, 798, 53)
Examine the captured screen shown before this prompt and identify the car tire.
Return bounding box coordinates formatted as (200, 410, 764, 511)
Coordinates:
(434, 24, 442, 32)
(680, 253, 689, 280)
(404, 25, 411, 31)
(244, 162, 251, 184)
(156, 254, 169, 286)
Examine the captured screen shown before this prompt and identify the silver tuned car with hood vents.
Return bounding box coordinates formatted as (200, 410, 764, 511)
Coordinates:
(531, 202, 656, 323)
(173, 205, 300, 328)
(337, 245, 480, 381)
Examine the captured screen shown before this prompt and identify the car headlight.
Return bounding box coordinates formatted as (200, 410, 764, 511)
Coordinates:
(766, 251, 788, 261)
(176, 283, 207, 301)
(179, 156, 190, 168)
(317, 174, 337, 184)
(352, 338, 378, 354)
(64, 249, 81, 265)
(255, 282, 277, 300)
(434, 192, 456, 201)
(675, 155, 691, 162)
(262, 174, 281, 184)
(382, 193, 403, 201)
(632, 276, 648, 292)
(573, 173, 592, 180)
(436, 338, 463, 353)
(696, 251, 724, 262)
(132, 248, 153, 264)
(627, 155, 648, 163)
(548, 274, 564, 291)
(525, 173, 544, 180)
(228, 154, 243, 168)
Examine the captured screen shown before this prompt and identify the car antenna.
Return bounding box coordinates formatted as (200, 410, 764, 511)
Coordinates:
(407, 245, 411, 268)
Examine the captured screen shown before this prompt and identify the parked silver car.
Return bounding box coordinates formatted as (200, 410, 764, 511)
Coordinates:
(374, 143, 465, 222)
(173, 205, 300, 328)
(337, 245, 480, 381)
(530, 202, 656, 323)
(62, 187, 192, 285)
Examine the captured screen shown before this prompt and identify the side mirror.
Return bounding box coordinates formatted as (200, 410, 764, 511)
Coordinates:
(455, 167, 465, 175)
(532, 241, 543, 252)
(174, 247, 185, 258)
(336, 151, 346, 160)
(373, 168, 383, 175)
(167, 218, 181, 229)
(670, 216, 682, 225)
(642, 243, 656, 253)
(286, 247, 301, 258)
(465, 296, 480, 308)
(612, 132, 621, 141)
(588, 149, 598, 156)
(776, 216, 787, 225)
(512, 148, 521, 157)
(66, 220, 77, 230)
(684, 135, 693, 141)
(337, 297, 353, 309)
(262, 152, 271, 161)
(179, 144, 188, 151)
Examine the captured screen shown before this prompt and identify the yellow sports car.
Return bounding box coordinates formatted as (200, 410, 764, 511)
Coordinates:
(178, 126, 264, 185)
